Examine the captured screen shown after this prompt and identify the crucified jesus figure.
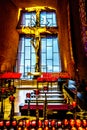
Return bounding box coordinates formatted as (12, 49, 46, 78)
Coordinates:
(30, 35, 40, 72)
(18, 25, 57, 73)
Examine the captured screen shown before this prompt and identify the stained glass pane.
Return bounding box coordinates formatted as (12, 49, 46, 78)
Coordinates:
(41, 36, 61, 73)
(31, 53, 36, 65)
(40, 11, 57, 27)
(20, 54, 24, 65)
(21, 12, 36, 27)
(41, 53, 46, 65)
(47, 47, 52, 59)
(25, 47, 30, 59)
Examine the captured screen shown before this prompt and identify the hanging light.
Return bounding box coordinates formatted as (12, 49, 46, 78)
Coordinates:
(0, 120, 4, 127)
(75, 119, 81, 128)
(51, 120, 56, 127)
(31, 120, 37, 128)
(25, 120, 31, 127)
(26, 93, 31, 98)
(43, 126, 49, 130)
(82, 119, 87, 127)
(18, 120, 23, 127)
(23, 127, 29, 130)
(5, 120, 11, 127)
(72, 101, 77, 108)
(9, 95, 15, 102)
(63, 119, 69, 126)
(1, 87, 6, 94)
(57, 120, 62, 128)
(69, 119, 75, 127)
(11, 120, 17, 127)
(17, 127, 22, 130)
(38, 120, 42, 127)
(34, 89, 39, 95)
(44, 119, 49, 126)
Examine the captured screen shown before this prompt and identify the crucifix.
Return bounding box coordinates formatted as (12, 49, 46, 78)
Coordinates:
(17, 9, 57, 73)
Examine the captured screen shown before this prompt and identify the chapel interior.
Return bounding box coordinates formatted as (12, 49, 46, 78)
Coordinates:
(0, 0, 87, 129)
